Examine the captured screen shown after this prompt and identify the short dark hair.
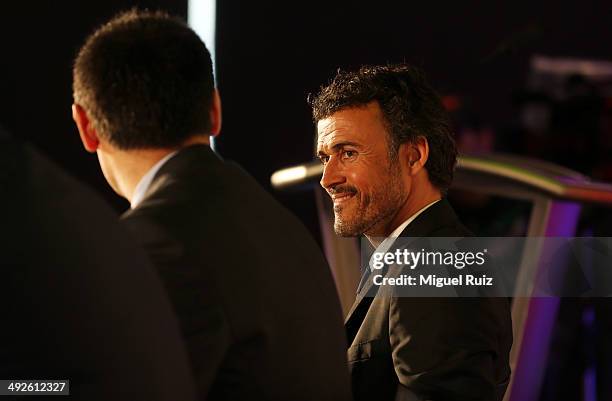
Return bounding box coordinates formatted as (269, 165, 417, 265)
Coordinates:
(309, 64, 457, 190)
(73, 9, 214, 150)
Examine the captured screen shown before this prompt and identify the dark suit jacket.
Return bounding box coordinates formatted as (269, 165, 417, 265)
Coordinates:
(0, 136, 196, 401)
(345, 199, 512, 401)
(122, 145, 351, 401)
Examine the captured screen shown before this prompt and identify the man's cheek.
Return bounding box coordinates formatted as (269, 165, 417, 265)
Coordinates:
(347, 170, 361, 182)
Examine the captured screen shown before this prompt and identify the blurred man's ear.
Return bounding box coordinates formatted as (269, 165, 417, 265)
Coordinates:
(72, 104, 100, 153)
(209, 89, 222, 137)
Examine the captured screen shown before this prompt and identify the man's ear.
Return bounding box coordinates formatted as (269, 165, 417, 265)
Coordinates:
(209, 89, 222, 137)
(72, 104, 100, 153)
(399, 136, 429, 176)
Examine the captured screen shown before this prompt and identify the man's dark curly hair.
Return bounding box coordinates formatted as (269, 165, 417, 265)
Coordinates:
(73, 9, 214, 150)
(309, 64, 457, 190)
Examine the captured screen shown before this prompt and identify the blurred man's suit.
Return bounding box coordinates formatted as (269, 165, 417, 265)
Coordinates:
(345, 199, 513, 401)
(121, 144, 351, 401)
(0, 133, 196, 401)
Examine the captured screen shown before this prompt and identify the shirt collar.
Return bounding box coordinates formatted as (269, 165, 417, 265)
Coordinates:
(130, 151, 178, 209)
(368, 198, 441, 271)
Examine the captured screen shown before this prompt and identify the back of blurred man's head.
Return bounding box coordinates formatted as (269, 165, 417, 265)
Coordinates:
(72, 9, 214, 150)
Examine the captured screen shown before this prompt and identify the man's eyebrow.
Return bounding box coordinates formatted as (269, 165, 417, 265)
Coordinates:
(316, 141, 360, 157)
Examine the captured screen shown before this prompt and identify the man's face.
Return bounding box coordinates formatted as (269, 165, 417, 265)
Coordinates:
(317, 102, 408, 237)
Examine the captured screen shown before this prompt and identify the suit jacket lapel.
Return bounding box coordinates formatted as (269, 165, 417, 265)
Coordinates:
(344, 282, 378, 343)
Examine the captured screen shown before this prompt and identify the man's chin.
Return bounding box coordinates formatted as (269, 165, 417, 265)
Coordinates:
(333, 218, 364, 237)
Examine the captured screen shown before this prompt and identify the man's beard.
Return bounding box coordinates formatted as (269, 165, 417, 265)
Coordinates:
(333, 163, 405, 237)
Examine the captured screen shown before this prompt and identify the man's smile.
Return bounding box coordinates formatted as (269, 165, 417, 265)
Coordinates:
(331, 192, 356, 204)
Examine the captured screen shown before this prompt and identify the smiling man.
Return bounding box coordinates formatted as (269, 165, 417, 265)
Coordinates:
(316, 100, 441, 239)
(311, 64, 512, 401)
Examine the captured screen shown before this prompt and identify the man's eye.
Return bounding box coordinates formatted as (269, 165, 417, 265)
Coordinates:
(318, 155, 330, 165)
(342, 150, 357, 159)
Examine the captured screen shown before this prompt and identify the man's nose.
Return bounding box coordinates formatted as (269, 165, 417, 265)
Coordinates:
(320, 157, 345, 191)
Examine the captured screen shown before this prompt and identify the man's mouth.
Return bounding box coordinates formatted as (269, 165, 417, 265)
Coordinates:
(331, 192, 356, 204)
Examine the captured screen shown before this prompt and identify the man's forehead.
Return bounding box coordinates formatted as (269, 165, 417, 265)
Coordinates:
(316, 103, 384, 148)
(317, 115, 349, 137)
(316, 117, 353, 150)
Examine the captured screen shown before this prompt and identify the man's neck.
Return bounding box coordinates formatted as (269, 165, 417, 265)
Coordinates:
(104, 136, 210, 202)
(365, 187, 441, 245)
(111, 148, 177, 202)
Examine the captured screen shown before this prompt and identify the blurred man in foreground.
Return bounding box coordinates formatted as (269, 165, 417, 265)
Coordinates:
(0, 131, 195, 401)
(71, 10, 350, 401)
(311, 64, 512, 401)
